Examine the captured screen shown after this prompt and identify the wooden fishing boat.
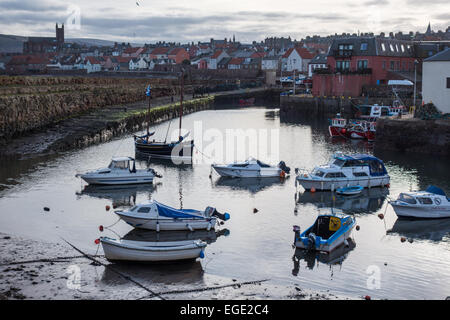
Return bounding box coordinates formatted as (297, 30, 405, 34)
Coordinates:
(134, 73, 194, 159)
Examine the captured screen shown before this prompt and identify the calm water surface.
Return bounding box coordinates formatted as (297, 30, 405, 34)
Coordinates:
(0, 107, 449, 299)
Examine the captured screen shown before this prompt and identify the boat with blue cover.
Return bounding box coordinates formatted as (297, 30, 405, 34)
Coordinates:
(293, 210, 356, 252)
(114, 200, 230, 231)
(295, 152, 390, 191)
(389, 185, 450, 219)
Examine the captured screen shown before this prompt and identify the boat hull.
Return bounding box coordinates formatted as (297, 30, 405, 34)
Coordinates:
(116, 211, 217, 231)
(135, 140, 194, 158)
(79, 174, 154, 185)
(296, 176, 390, 191)
(101, 239, 205, 262)
(212, 166, 281, 178)
(391, 202, 450, 219)
(295, 228, 354, 252)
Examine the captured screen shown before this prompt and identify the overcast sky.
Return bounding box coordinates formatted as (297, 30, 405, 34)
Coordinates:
(0, 0, 448, 43)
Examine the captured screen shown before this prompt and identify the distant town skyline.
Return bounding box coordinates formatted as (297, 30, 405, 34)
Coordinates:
(0, 0, 448, 44)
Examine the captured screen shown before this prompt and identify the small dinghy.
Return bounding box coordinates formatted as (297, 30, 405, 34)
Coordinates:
(293, 210, 356, 252)
(336, 185, 364, 196)
(76, 157, 161, 185)
(100, 237, 207, 262)
(389, 185, 450, 219)
(212, 157, 290, 178)
(114, 200, 230, 231)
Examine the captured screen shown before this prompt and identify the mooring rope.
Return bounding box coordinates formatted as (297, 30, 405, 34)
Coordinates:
(137, 279, 270, 300)
(60, 238, 166, 300)
(0, 255, 103, 266)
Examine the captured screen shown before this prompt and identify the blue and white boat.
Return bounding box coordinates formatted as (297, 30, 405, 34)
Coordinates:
(295, 152, 390, 191)
(114, 200, 230, 231)
(293, 211, 356, 252)
(336, 185, 364, 196)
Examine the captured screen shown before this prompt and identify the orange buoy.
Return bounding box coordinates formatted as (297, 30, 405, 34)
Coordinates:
(378, 213, 384, 220)
(105, 205, 110, 211)
(94, 239, 100, 245)
(364, 295, 371, 300)
(356, 225, 360, 231)
(401, 237, 406, 243)
(112, 204, 117, 209)
(99, 225, 104, 232)
(386, 183, 390, 188)
(310, 187, 316, 193)
(280, 170, 286, 178)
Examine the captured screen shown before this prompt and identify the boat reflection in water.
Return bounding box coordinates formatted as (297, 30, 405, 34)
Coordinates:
(387, 218, 450, 242)
(76, 183, 159, 208)
(122, 228, 230, 244)
(296, 187, 389, 214)
(101, 259, 205, 286)
(214, 176, 287, 194)
(292, 239, 356, 276)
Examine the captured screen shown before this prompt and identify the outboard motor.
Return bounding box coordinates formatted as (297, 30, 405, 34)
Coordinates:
(307, 233, 317, 251)
(208, 207, 230, 221)
(278, 161, 291, 174)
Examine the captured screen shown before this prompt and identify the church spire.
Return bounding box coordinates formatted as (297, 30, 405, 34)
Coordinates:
(426, 22, 432, 34)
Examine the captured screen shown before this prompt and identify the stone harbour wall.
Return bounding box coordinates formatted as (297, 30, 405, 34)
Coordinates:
(375, 118, 450, 157)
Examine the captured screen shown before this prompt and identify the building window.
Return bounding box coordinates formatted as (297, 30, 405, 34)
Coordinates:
(447, 78, 450, 89)
(382, 61, 386, 70)
(390, 61, 395, 70)
(357, 60, 368, 70)
(360, 43, 368, 51)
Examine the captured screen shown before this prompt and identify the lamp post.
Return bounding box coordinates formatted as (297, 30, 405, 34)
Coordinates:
(413, 59, 419, 107)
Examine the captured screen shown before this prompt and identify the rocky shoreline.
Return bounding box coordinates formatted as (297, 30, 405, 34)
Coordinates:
(0, 232, 357, 300)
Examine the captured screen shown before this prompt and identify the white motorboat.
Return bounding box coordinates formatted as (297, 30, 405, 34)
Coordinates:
(389, 185, 450, 219)
(212, 157, 290, 178)
(100, 237, 207, 262)
(295, 152, 390, 191)
(76, 157, 161, 185)
(114, 200, 230, 231)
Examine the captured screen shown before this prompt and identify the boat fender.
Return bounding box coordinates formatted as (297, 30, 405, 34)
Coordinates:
(105, 205, 110, 211)
(280, 170, 286, 178)
(99, 225, 104, 232)
(156, 221, 160, 232)
(310, 187, 316, 193)
(207, 222, 212, 231)
(187, 224, 194, 232)
(199, 250, 205, 259)
(94, 238, 100, 245)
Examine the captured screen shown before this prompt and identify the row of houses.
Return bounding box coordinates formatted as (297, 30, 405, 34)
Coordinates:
(310, 37, 450, 97)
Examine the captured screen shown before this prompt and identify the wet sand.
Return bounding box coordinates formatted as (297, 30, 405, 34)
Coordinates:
(0, 233, 356, 300)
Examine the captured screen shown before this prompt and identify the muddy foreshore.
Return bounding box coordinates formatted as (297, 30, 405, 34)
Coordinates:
(0, 232, 358, 300)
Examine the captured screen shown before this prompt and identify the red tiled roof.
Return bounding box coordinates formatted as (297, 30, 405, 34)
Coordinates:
(114, 56, 132, 63)
(211, 50, 223, 59)
(282, 47, 314, 59)
(84, 56, 102, 64)
(7, 55, 49, 65)
(168, 48, 185, 55)
(123, 47, 142, 54)
(251, 52, 267, 58)
(228, 57, 244, 65)
(151, 47, 170, 55)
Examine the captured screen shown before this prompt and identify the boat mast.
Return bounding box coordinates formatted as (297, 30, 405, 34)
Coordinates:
(146, 84, 151, 142)
(179, 70, 184, 141)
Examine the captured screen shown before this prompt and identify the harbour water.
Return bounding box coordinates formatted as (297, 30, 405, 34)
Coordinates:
(0, 106, 449, 299)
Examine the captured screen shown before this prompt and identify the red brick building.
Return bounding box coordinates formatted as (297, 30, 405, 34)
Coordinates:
(312, 37, 417, 97)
